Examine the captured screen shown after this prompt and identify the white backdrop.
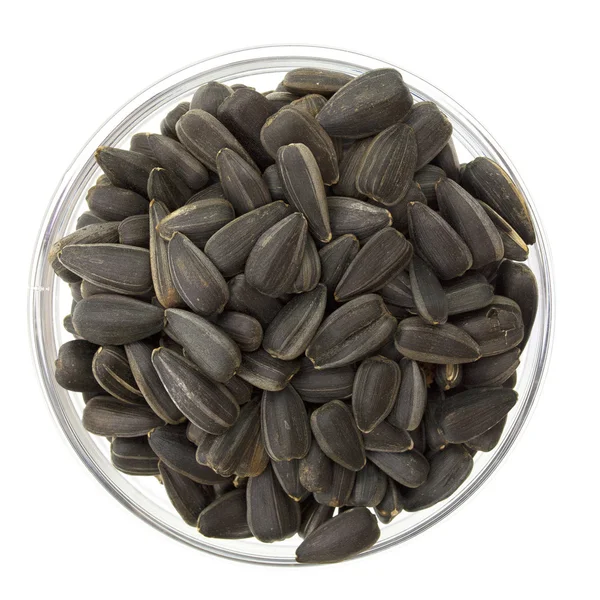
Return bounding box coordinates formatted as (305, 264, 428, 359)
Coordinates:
(2, 1, 597, 598)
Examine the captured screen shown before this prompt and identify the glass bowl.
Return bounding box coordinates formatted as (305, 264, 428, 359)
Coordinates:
(28, 45, 554, 565)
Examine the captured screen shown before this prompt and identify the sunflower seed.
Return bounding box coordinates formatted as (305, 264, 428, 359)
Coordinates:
(245, 212, 308, 298)
(379, 270, 414, 308)
(95, 147, 160, 196)
(306, 294, 397, 369)
(111, 436, 159, 476)
(465, 416, 507, 452)
(160, 102, 189, 140)
(226, 275, 283, 327)
(262, 164, 285, 199)
(296, 506, 380, 564)
(375, 478, 404, 523)
(408, 202, 473, 280)
(190, 81, 233, 115)
(403, 444, 474, 511)
(118, 214, 149, 248)
(292, 234, 321, 293)
(54, 340, 102, 393)
(299, 498, 334, 539)
(164, 308, 241, 383)
(283, 68, 354, 97)
(347, 462, 388, 507)
(431, 139, 461, 182)
(260, 107, 339, 185)
(318, 234, 359, 298)
(290, 93, 328, 116)
(316, 69, 413, 139)
(272, 459, 310, 501)
(92, 345, 144, 404)
(409, 255, 448, 325)
(266, 91, 300, 110)
(186, 182, 225, 203)
(147, 167, 192, 211)
(444, 273, 495, 315)
(292, 357, 355, 403)
(363, 421, 414, 453)
(424, 390, 447, 452)
(367, 449, 429, 488)
(86, 185, 149, 221)
(223, 375, 253, 407)
(356, 122, 417, 205)
(215, 312, 263, 352)
(76, 211, 106, 229)
(387, 358, 427, 431)
(72, 294, 164, 345)
(189, 425, 218, 464)
(247, 463, 301, 542)
(463, 348, 521, 388)
(237, 348, 301, 392)
(329, 199, 392, 247)
(331, 137, 371, 199)
(413, 165, 446, 208)
(313, 462, 356, 507)
(435, 364, 463, 391)
(63, 314, 77, 336)
(299, 439, 334, 493)
(197, 488, 252, 538)
(335, 228, 413, 301)
(83, 396, 163, 437)
(382, 182, 426, 235)
(479, 201, 529, 261)
(410, 422, 427, 454)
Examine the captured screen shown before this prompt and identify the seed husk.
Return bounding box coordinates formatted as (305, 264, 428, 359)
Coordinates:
(299, 439, 334, 493)
(226, 274, 283, 327)
(197, 488, 252, 539)
(147, 167, 192, 212)
(379, 270, 414, 309)
(277, 143, 331, 242)
(435, 364, 463, 391)
(299, 498, 334, 539)
(266, 91, 300, 110)
(356, 122, 418, 205)
(375, 478, 404, 523)
(190, 81, 232, 116)
(164, 308, 241, 383)
(352, 356, 401, 433)
(290, 93, 328, 116)
(83, 396, 163, 438)
(424, 390, 448, 452)
(296, 506, 380, 564)
(262, 164, 285, 199)
(216, 148, 271, 216)
(331, 137, 371, 199)
(465, 416, 507, 452)
(160, 101, 189, 139)
(437, 387, 518, 443)
(328, 196, 392, 241)
(263, 284, 327, 361)
(306, 294, 397, 369)
(383, 182, 427, 235)
(167, 232, 228, 317)
(272, 459, 310, 501)
(414, 165, 446, 208)
(363, 421, 414, 453)
(431, 139, 461, 182)
(292, 234, 321, 293)
(260, 106, 339, 185)
(216, 311, 263, 352)
(245, 212, 308, 298)
(158, 462, 214, 526)
(76, 211, 106, 229)
(311, 400, 366, 471)
(283, 68, 354, 97)
(292, 357, 355, 402)
(479, 201, 529, 261)
(403, 444, 474, 511)
(387, 358, 427, 431)
(367, 450, 430, 488)
(186, 182, 225, 203)
(408, 201, 473, 280)
(335, 228, 413, 301)
(313, 462, 356, 507)
(236, 348, 301, 392)
(63, 314, 77, 336)
(318, 234, 360, 298)
(95, 147, 160, 196)
(316, 69, 413, 139)
(223, 375, 253, 406)
(261, 386, 311, 461)
(118, 214, 150, 248)
(55, 339, 102, 393)
(92, 345, 144, 404)
(86, 185, 149, 221)
(463, 348, 521, 388)
(111, 436, 159, 476)
(347, 461, 388, 507)
(72, 294, 164, 345)
(444, 273, 495, 316)
(409, 254, 448, 325)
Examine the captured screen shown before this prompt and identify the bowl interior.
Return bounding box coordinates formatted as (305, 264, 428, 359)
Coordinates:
(29, 46, 553, 565)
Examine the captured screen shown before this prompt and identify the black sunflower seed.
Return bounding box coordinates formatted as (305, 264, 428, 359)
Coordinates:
(479, 201, 529, 261)
(92, 345, 144, 404)
(387, 358, 427, 431)
(236, 348, 301, 392)
(160, 101, 189, 140)
(283, 68, 354, 97)
(331, 138, 371, 199)
(262, 164, 285, 199)
(367, 450, 430, 488)
(328, 196, 392, 241)
(363, 421, 414, 453)
(299, 498, 334, 539)
(197, 488, 252, 539)
(111, 436, 159, 476)
(379, 270, 414, 309)
(409, 254, 448, 325)
(347, 462, 388, 507)
(313, 462, 356, 507)
(414, 165, 446, 208)
(216, 311, 263, 352)
(95, 147, 160, 196)
(465, 416, 507, 453)
(147, 167, 192, 211)
(292, 234, 321, 293)
(292, 357, 355, 403)
(375, 478, 404, 523)
(190, 81, 232, 116)
(226, 274, 283, 327)
(86, 185, 149, 221)
(272, 459, 310, 502)
(290, 93, 328, 116)
(385, 182, 427, 234)
(54, 339, 102, 393)
(444, 273, 495, 316)
(431, 139, 461, 182)
(76, 211, 106, 229)
(318, 234, 360, 298)
(118, 214, 150, 248)
(266, 91, 300, 110)
(462, 348, 521, 388)
(435, 364, 463, 391)
(299, 439, 334, 493)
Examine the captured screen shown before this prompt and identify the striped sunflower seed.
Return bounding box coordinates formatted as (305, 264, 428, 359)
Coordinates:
(76, 211, 106, 229)
(111, 436, 159, 476)
(292, 357, 355, 403)
(290, 93, 328, 116)
(318, 234, 360, 298)
(95, 147, 160, 196)
(147, 167, 192, 211)
(313, 462, 356, 507)
(363, 421, 414, 453)
(424, 390, 448, 452)
(409, 254, 448, 325)
(431, 139, 461, 182)
(283, 68, 354, 97)
(236, 348, 301, 392)
(410, 422, 427, 455)
(272, 459, 310, 502)
(197, 488, 252, 539)
(347, 461, 388, 507)
(479, 201, 529, 261)
(328, 196, 392, 241)
(435, 364, 463, 391)
(444, 273, 495, 315)
(367, 449, 430, 488)
(299, 439, 334, 493)
(381, 182, 427, 235)
(375, 478, 404, 523)
(465, 416, 507, 453)
(379, 270, 414, 309)
(190, 81, 233, 115)
(118, 214, 149, 248)
(86, 185, 149, 221)
(92, 345, 144, 404)
(216, 312, 263, 352)
(185, 182, 225, 203)
(223, 375, 253, 406)
(387, 358, 427, 431)
(292, 234, 321, 293)
(262, 164, 285, 199)
(160, 101, 189, 139)
(331, 137, 371, 199)
(299, 498, 334, 539)
(414, 165, 446, 208)
(266, 91, 300, 110)
(54, 339, 102, 393)
(463, 348, 520, 388)
(226, 274, 283, 327)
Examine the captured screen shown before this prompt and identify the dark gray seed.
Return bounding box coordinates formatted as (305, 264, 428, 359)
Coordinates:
(159, 334, 184, 355)
(465, 416, 507, 452)
(266, 91, 300, 110)
(380, 270, 414, 308)
(190, 81, 232, 116)
(92, 346, 144, 404)
(318, 234, 360, 297)
(435, 364, 463, 391)
(444, 273, 495, 316)
(335, 228, 413, 301)
(260, 106, 339, 185)
(410, 422, 427, 454)
(247, 463, 301, 542)
(296, 506, 380, 564)
(437, 387, 518, 443)
(311, 400, 365, 471)
(376, 337, 403, 362)
(453, 296, 524, 356)
(149, 200, 184, 309)
(147, 167, 192, 211)
(54, 339, 102, 393)
(347, 462, 388, 507)
(299, 498, 334, 539)
(79, 278, 149, 300)
(505, 371, 519, 388)
(479, 259, 504, 285)
(72, 294, 164, 345)
(63, 314, 77, 335)
(111, 436, 159, 476)
(299, 439, 334, 493)
(352, 356, 401, 433)
(176, 109, 257, 172)
(95, 173, 112, 186)
(159, 462, 214, 525)
(83, 396, 163, 437)
(292, 234, 321, 293)
(425, 390, 448, 452)
(479, 201, 529, 261)
(186, 182, 225, 204)
(316, 69, 413, 139)
(197, 488, 252, 539)
(76, 211, 105, 229)
(86, 185, 149, 221)
(367, 450, 429, 488)
(59, 243, 152, 296)
(375, 479, 404, 523)
(463, 348, 520, 388)
(223, 375, 253, 406)
(410, 254, 448, 325)
(70, 281, 83, 302)
(216, 312, 263, 352)
(204, 201, 290, 277)
(205, 399, 269, 478)
(332, 137, 371, 199)
(216, 88, 277, 170)
(226, 274, 283, 327)
(216, 148, 271, 215)
(189, 425, 218, 464)
(272, 459, 309, 501)
(167, 232, 228, 316)
(125, 342, 184, 424)
(212, 481, 237, 497)
(313, 462, 356, 507)
(436, 178, 504, 269)
(245, 212, 308, 298)
(95, 147, 160, 196)
(237, 349, 301, 392)
(164, 308, 241, 383)
(328, 196, 392, 241)
(403, 102, 453, 170)
(356, 122, 418, 205)
(413, 165, 446, 208)
(277, 143, 331, 242)
(384, 182, 427, 235)
(306, 294, 397, 369)
(263, 284, 327, 361)
(431, 139, 461, 182)
(387, 358, 427, 431)
(149, 424, 231, 484)
(363, 421, 413, 453)
(118, 214, 150, 248)
(290, 93, 328, 116)
(461, 157, 535, 244)
(496, 261, 538, 348)
(408, 202, 473, 280)
(160, 102, 189, 140)
(403, 444, 473, 511)
(292, 357, 355, 402)
(283, 68, 354, 97)
(262, 164, 285, 199)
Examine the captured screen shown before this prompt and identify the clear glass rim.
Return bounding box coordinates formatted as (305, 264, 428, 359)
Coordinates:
(28, 44, 555, 566)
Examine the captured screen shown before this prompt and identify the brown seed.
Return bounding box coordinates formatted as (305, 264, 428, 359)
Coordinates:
(367, 450, 430, 488)
(375, 478, 404, 523)
(226, 274, 283, 327)
(272, 459, 309, 501)
(236, 348, 301, 392)
(92, 345, 144, 404)
(86, 185, 149, 221)
(363, 421, 414, 453)
(331, 137, 372, 199)
(291, 357, 355, 403)
(313, 462, 356, 507)
(190, 81, 232, 115)
(387, 358, 427, 431)
(409, 255, 448, 325)
(347, 461, 388, 507)
(111, 436, 159, 476)
(95, 147, 160, 196)
(216, 311, 263, 352)
(283, 68, 354, 97)
(197, 488, 252, 539)
(118, 214, 150, 248)
(299, 498, 334, 539)
(328, 196, 392, 241)
(299, 439, 334, 493)
(463, 348, 521, 388)
(444, 273, 495, 316)
(55, 339, 102, 393)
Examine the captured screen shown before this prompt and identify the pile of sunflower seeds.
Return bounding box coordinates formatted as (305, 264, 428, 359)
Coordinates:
(52, 67, 538, 564)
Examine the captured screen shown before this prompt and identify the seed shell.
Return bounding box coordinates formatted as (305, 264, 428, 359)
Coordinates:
(111, 437, 159, 476)
(409, 254, 448, 325)
(380, 270, 414, 308)
(292, 358, 355, 402)
(444, 273, 495, 316)
(431, 139, 461, 182)
(331, 137, 372, 199)
(290, 93, 328, 116)
(387, 358, 427, 431)
(363, 421, 414, 453)
(216, 311, 263, 352)
(465, 416, 507, 453)
(262, 164, 285, 199)
(435, 364, 463, 391)
(95, 147, 160, 196)
(118, 214, 150, 248)
(237, 349, 301, 392)
(367, 450, 430, 488)
(226, 275, 283, 327)
(313, 462, 356, 507)
(160, 101, 189, 139)
(76, 211, 106, 229)
(55, 339, 102, 393)
(375, 478, 404, 523)
(272, 459, 309, 502)
(86, 185, 149, 221)
(463, 348, 521, 388)
(299, 498, 334, 539)
(283, 68, 354, 97)
(92, 345, 144, 404)
(147, 167, 192, 211)
(347, 462, 388, 507)
(292, 234, 321, 293)
(414, 165, 446, 207)
(197, 488, 252, 539)
(328, 196, 392, 241)
(299, 439, 334, 493)
(318, 234, 360, 297)
(190, 81, 232, 116)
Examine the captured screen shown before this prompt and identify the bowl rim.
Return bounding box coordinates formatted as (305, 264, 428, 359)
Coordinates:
(28, 44, 555, 566)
